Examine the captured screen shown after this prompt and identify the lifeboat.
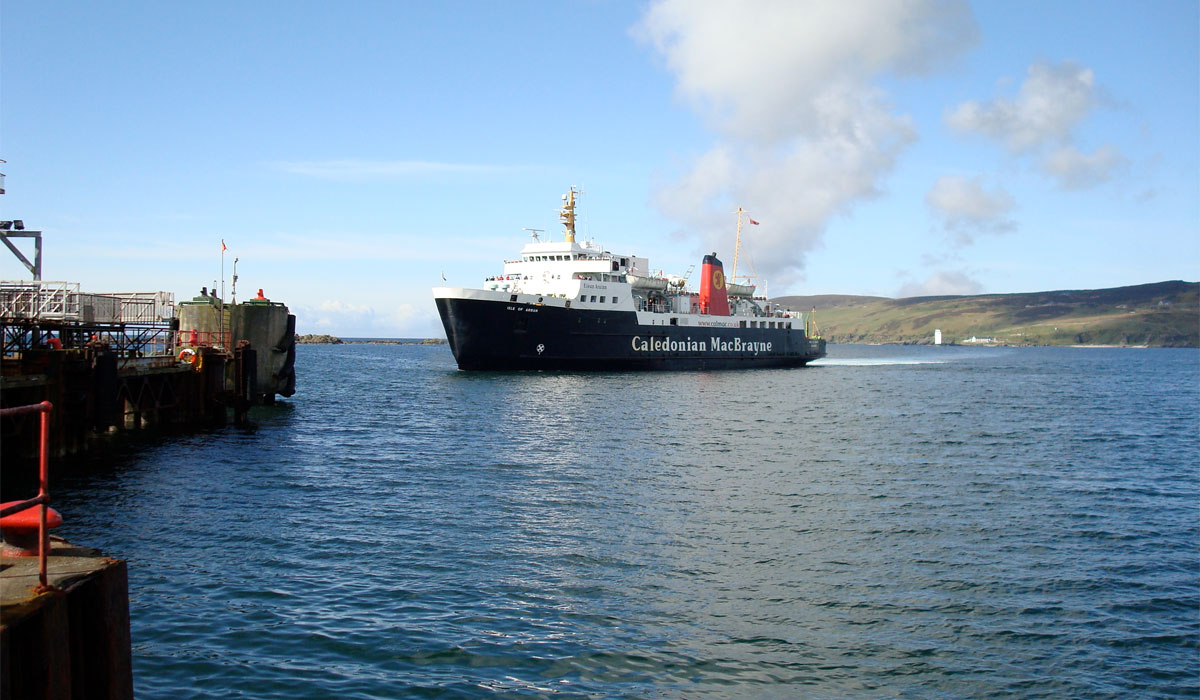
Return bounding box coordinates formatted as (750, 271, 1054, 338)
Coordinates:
(726, 282, 756, 298)
(626, 273, 669, 292)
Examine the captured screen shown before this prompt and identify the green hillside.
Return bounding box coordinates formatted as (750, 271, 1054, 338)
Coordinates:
(773, 281, 1199, 347)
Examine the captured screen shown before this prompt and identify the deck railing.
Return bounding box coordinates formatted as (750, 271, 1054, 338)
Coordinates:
(0, 401, 55, 592)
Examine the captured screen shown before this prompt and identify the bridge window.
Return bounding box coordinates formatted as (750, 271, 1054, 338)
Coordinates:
(600, 296, 606, 303)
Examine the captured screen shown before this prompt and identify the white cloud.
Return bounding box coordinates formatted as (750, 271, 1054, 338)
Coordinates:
(925, 175, 1015, 245)
(897, 269, 983, 298)
(947, 61, 1098, 152)
(638, 0, 976, 142)
(273, 159, 509, 179)
(1040, 145, 1127, 190)
(946, 60, 1126, 189)
(636, 0, 978, 287)
(653, 88, 918, 271)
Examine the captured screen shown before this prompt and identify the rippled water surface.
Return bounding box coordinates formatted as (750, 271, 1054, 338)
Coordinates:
(52, 344, 1199, 698)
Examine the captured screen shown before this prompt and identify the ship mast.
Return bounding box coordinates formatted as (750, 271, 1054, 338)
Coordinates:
(731, 206, 762, 291)
(560, 186, 581, 243)
(732, 206, 746, 282)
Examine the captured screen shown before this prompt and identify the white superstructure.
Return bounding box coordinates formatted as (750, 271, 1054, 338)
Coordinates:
(470, 187, 806, 328)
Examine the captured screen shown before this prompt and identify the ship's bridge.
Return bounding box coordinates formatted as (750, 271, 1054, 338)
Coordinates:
(480, 188, 651, 300)
(509, 241, 640, 276)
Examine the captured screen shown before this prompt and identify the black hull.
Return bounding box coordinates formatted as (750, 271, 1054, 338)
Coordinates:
(436, 296, 826, 371)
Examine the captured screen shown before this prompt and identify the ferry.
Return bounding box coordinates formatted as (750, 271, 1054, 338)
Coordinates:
(432, 188, 826, 370)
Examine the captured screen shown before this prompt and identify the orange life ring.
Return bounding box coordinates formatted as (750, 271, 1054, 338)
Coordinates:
(178, 348, 198, 365)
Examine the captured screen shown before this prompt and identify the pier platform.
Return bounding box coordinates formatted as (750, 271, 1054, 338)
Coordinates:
(0, 539, 132, 700)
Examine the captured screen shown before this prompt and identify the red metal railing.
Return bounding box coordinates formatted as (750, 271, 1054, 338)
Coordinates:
(175, 329, 232, 349)
(0, 401, 55, 592)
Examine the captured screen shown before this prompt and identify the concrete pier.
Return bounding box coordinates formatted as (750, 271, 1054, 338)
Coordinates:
(0, 539, 133, 699)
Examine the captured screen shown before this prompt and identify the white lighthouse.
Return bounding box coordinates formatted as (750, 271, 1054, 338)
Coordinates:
(934, 329, 943, 345)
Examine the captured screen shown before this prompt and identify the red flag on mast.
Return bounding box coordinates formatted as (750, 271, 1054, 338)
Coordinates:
(221, 240, 227, 252)
(749, 218, 759, 225)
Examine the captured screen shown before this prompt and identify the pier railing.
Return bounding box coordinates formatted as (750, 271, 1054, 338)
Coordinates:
(174, 329, 233, 350)
(0, 281, 80, 320)
(0, 401, 55, 592)
(0, 282, 173, 324)
(2, 282, 178, 357)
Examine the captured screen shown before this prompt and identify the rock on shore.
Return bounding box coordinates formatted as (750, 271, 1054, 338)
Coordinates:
(294, 334, 448, 346)
(295, 334, 343, 344)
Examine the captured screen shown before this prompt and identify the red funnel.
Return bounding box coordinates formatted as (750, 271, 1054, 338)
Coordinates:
(698, 253, 729, 316)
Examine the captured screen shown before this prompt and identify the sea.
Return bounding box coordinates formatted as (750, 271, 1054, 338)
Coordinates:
(49, 343, 1199, 699)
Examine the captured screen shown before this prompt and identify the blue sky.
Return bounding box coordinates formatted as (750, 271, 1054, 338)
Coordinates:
(2, 0, 1196, 337)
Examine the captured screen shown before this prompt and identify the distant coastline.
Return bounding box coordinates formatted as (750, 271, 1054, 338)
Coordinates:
(295, 334, 447, 346)
(775, 280, 1199, 348)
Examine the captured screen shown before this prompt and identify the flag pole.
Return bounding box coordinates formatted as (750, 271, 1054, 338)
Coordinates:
(220, 240, 227, 345)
